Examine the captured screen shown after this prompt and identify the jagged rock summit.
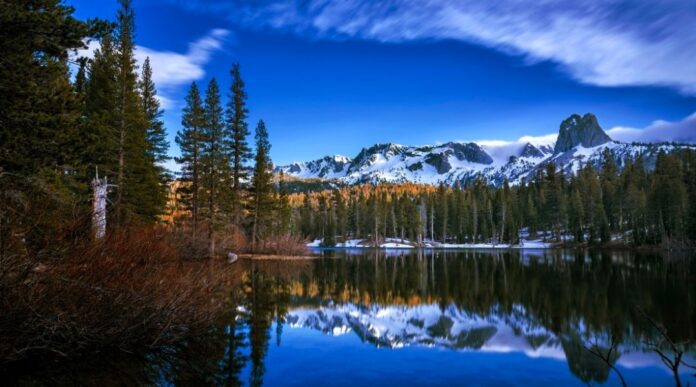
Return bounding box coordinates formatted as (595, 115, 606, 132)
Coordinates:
(553, 113, 612, 154)
(280, 154, 351, 179)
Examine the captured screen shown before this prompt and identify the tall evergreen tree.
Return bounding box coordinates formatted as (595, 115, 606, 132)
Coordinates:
(175, 82, 205, 235)
(600, 148, 619, 230)
(140, 56, 169, 171)
(200, 78, 231, 256)
(250, 120, 275, 251)
(651, 151, 686, 244)
(0, 0, 98, 174)
(139, 56, 170, 217)
(84, 34, 118, 177)
(73, 57, 88, 103)
(226, 62, 252, 225)
(113, 0, 163, 223)
(0, 0, 108, 254)
(275, 172, 292, 236)
(334, 189, 347, 241)
(568, 177, 585, 243)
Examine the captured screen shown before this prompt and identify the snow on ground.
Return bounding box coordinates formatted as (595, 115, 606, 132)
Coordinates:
(336, 239, 366, 247)
(380, 242, 415, 248)
(307, 238, 553, 249)
(517, 239, 552, 248)
(306, 239, 322, 247)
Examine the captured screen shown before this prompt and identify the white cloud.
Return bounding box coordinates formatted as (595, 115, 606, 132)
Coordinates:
(476, 133, 557, 162)
(75, 29, 231, 109)
(476, 133, 558, 150)
(204, 0, 696, 95)
(607, 112, 696, 144)
(134, 29, 230, 95)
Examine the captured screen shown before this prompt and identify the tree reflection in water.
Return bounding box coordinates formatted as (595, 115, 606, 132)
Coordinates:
(241, 249, 693, 386)
(10, 250, 693, 386)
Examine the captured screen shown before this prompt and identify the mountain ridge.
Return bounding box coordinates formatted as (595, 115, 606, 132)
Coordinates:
(275, 113, 694, 187)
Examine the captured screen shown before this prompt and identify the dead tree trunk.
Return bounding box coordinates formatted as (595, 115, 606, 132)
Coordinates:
(91, 174, 108, 240)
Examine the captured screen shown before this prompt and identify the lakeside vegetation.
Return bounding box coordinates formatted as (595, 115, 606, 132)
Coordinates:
(0, 0, 296, 368)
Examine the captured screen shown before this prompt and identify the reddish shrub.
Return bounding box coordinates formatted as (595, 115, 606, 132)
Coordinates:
(0, 226, 236, 366)
(247, 234, 309, 256)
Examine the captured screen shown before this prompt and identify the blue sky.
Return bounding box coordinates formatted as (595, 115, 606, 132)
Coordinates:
(68, 0, 696, 166)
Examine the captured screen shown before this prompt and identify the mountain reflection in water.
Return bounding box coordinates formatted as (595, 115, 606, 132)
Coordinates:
(14, 249, 696, 386)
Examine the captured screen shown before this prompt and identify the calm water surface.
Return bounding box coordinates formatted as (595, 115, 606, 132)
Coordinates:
(23, 249, 696, 386)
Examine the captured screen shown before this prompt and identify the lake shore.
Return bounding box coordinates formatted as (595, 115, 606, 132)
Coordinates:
(240, 253, 319, 260)
(305, 237, 695, 251)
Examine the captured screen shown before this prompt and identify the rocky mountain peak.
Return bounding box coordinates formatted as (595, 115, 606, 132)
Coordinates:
(519, 143, 545, 159)
(554, 113, 612, 154)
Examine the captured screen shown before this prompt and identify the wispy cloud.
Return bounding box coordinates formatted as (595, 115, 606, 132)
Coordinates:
(183, 0, 696, 95)
(76, 29, 231, 109)
(135, 28, 230, 98)
(476, 133, 557, 162)
(607, 113, 696, 144)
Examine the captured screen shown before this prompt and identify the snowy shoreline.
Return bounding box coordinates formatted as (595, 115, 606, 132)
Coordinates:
(307, 238, 554, 250)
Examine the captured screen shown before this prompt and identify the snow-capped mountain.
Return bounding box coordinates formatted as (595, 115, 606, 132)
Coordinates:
(287, 303, 558, 351)
(277, 154, 352, 179)
(274, 113, 695, 186)
(286, 303, 691, 372)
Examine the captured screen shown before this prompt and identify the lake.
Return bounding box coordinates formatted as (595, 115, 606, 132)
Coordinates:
(16, 249, 696, 386)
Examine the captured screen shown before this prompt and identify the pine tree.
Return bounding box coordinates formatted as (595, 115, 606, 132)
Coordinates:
(250, 120, 275, 251)
(227, 63, 252, 225)
(623, 158, 647, 245)
(73, 57, 88, 103)
(543, 163, 566, 241)
(275, 172, 292, 236)
(84, 34, 118, 177)
(568, 177, 585, 243)
(684, 150, 696, 242)
(299, 194, 314, 238)
(140, 57, 169, 171)
(0, 0, 97, 175)
(113, 0, 163, 224)
(334, 189, 347, 242)
(0, 0, 106, 254)
(200, 78, 231, 256)
(436, 184, 448, 243)
(175, 82, 205, 235)
(525, 187, 538, 235)
(600, 148, 619, 231)
(651, 151, 686, 244)
(320, 195, 336, 247)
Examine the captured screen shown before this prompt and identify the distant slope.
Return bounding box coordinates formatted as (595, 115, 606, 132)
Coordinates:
(275, 113, 695, 187)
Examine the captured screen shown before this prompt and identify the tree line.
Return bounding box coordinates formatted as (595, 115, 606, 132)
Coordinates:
(1, 0, 173, 254)
(173, 66, 290, 255)
(290, 148, 696, 247)
(0, 0, 285, 258)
